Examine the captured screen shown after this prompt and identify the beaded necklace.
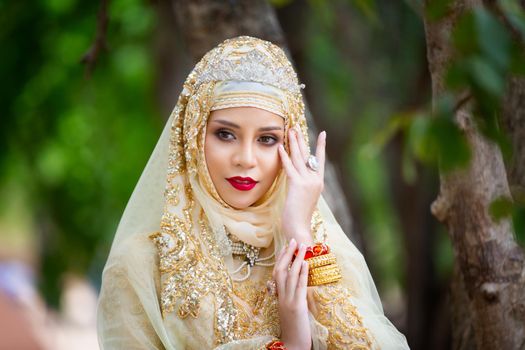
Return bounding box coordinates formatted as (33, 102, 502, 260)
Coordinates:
(227, 233, 275, 282)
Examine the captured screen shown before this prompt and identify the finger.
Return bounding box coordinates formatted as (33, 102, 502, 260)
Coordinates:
(272, 245, 287, 279)
(275, 239, 297, 297)
(274, 239, 297, 277)
(289, 128, 308, 174)
(295, 125, 309, 160)
(285, 243, 307, 298)
(297, 261, 309, 299)
(315, 131, 327, 178)
(278, 144, 299, 178)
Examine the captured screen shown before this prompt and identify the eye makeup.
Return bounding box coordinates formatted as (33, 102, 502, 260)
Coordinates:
(213, 128, 281, 146)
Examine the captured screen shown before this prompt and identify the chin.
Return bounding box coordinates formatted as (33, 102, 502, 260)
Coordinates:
(222, 194, 258, 210)
(228, 200, 256, 210)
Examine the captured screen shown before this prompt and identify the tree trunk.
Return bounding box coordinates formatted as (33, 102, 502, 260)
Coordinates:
(169, 0, 356, 241)
(423, 1, 525, 349)
(501, 77, 525, 196)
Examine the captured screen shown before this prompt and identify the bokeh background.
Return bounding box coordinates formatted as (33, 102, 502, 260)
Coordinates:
(1, 0, 524, 349)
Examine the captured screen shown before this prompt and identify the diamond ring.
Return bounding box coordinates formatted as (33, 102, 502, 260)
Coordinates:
(266, 279, 278, 297)
(306, 155, 319, 172)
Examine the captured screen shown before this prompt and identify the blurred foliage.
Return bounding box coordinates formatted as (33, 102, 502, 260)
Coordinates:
(0, 0, 161, 306)
(302, 0, 429, 292)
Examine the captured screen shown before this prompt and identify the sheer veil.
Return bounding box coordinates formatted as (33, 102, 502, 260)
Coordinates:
(97, 36, 409, 350)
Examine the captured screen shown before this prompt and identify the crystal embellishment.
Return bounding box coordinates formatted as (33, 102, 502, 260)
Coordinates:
(194, 36, 305, 94)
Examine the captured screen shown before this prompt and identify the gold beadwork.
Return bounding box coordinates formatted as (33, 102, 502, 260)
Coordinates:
(311, 209, 328, 243)
(232, 270, 280, 340)
(312, 285, 373, 349)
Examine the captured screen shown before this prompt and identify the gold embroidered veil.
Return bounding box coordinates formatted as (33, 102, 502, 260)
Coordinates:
(97, 36, 409, 350)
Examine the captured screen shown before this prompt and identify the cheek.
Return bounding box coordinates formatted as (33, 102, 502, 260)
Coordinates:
(204, 136, 223, 177)
(261, 148, 281, 177)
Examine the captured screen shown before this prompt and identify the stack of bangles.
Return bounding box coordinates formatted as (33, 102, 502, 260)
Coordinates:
(296, 243, 342, 286)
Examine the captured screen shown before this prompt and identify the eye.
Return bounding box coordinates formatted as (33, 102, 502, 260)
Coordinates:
(215, 129, 235, 141)
(259, 135, 278, 145)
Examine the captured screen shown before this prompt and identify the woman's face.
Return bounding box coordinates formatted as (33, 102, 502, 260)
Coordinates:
(204, 107, 285, 209)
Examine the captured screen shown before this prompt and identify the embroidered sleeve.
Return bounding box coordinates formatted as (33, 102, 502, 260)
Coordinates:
(308, 284, 373, 350)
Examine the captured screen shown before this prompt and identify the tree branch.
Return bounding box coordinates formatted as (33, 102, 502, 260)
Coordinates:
(81, 0, 110, 77)
(483, 0, 525, 49)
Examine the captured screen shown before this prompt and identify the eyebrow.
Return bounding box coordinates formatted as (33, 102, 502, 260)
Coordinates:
(212, 119, 283, 132)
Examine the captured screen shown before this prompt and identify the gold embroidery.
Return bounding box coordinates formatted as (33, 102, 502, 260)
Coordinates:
(311, 209, 327, 243)
(150, 204, 238, 345)
(312, 285, 372, 350)
(233, 269, 280, 340)
(151, 36, 312, 347)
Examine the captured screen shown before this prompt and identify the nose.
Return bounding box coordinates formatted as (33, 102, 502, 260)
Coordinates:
(233, 140, 257, 169)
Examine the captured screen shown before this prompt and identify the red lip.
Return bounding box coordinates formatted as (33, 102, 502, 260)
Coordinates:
(226, 176, 258, 191)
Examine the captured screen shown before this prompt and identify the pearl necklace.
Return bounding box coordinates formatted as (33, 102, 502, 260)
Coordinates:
(227, 234, 275, 282)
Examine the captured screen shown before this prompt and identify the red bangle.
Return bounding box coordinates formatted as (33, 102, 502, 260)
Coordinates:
(294, 243, 330, 260)
(266, 340, 287, 350)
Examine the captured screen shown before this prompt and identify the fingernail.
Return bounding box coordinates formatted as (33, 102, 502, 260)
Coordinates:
(321, 131, 326, 138)
(299, 243, 305, 250)
(290, 238, 296, 246)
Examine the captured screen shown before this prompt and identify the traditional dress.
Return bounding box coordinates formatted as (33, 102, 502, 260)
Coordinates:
(97, 36, 409, 350)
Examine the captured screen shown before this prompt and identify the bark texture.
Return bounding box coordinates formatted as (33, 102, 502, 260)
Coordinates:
(501, 77, 525, 196)
(424, 1, 525, 349)
(169, 0, 355, 240)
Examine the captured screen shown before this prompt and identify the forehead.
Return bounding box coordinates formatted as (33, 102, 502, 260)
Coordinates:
(208, 107, 284, 128)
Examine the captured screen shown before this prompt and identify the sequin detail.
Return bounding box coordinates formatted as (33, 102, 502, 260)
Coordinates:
(233, 270, 280, 340)
(150, 207, 238, 345)
(195, 36, 305, 94)
(312, 285, 373, 349)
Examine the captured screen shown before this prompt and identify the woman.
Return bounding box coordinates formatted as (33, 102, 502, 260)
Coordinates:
(97, 36, 409, 350)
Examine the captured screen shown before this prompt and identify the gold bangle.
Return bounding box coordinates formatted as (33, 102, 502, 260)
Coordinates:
(306, 252, 337, 269)
(308, 263, 342, 286)
(308, 273, 342, 286)
(309, 262, 341, 276)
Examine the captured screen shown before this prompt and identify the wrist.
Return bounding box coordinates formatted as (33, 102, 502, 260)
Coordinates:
(295, 233, 314, 245)
(282, 226, 313, 245)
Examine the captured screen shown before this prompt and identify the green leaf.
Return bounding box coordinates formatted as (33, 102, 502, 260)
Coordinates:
(474, 8, 512, 72)
(489, 196, 514, 222)
(425, 0, 454, 21)
(407, 115, 471, 171)
(467, 56, 506, 98)
(509, 47, 525, 76)
(513, 206, 525, 246)
(445, 61, 470, 90)
(453, 11, 478, 56)
(432, 117, 471, 171)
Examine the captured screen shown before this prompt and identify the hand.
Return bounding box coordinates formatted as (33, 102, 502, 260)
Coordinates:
(273, 239, 312, 350)
(278, 126, 326, 245)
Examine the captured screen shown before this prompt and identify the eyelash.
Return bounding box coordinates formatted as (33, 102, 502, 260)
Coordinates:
(215, 129, 279, 145)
